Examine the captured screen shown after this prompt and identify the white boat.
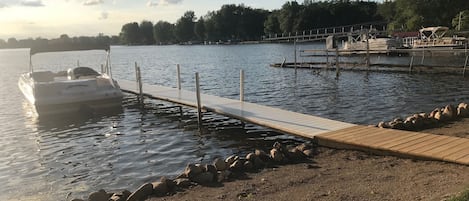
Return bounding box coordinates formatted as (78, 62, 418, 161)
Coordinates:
(18, 44, 123, 115)
(411, 26, 467, 49)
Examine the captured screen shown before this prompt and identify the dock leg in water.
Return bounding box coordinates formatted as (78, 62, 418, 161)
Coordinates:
(195, 72, 203, 127)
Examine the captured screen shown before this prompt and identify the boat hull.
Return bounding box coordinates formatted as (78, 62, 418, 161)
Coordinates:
(18, 72, 123, 116)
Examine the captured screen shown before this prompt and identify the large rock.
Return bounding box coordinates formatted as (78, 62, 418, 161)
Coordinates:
(88, 189, 109, 201)
(442, 105, 456, 120)
(388, 118, 404, 130)
(152, 181, 168, 197)
(126, 183, 153, 201)
(204, 164, 217, 175)
(191, 172, 214, 184)
(287, 147, 305, 160)
(433, 110, 444, 121)
(174, 178, 191, 188)
(270, 148, 284, 162)
(225, 155, 239, 166)
(253, 157, 265, 168)
(457, 102, 469, 117)
(295, 143, 311, 152)
(184, 164, 203, 179)
(273, 142, 284, 151)
(255, 149, 270, 161)
(109, 190, 131, 201)
(377, 121, 389, 128)
(243, 160, 254, 170)
(216, 170, 231, 183)
(213, 158, 227, 171)
(246, 152, 256, 161)
(229, 159, 244, 171)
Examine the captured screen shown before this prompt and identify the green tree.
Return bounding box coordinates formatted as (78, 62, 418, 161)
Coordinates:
(153, 21, 175, 44)
(175, 11, 196, 42)
(194, 17, 206, 41)
(264, 11, 281, 34)
(279, 1, 301, 33)
(120, 22, 141, 45)
(453, 10, 469, 31)
(140, 20, 155, 45)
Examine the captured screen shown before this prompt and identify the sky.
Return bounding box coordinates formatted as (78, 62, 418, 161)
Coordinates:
(0, 0, 287, 39)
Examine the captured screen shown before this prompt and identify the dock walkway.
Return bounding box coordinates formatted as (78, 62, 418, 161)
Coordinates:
(118, 79, 469, 165)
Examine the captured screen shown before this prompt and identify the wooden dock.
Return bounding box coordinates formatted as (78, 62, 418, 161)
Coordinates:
(118, 79, 469, 165)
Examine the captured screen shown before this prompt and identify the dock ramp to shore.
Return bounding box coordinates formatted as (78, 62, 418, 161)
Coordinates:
(118, 79, 469, 165)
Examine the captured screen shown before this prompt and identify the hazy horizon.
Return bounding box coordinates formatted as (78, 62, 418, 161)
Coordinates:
(0, 0, 286, 40)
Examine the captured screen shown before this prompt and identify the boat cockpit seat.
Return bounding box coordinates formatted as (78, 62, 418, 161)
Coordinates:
(67, 67, 100, 80)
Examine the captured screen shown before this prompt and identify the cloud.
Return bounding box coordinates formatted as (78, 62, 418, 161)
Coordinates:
(146, 0, 158, 7)
(0, 3, 6, 8)
(20, 0, 44, 7)
(161, 0, 182, 4)
(83, 0, 104, 6)
(99, 11, 108, 20)
(147, 0, 182, 7)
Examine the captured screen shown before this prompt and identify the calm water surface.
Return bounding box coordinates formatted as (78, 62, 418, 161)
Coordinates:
(1, 44, 469, 200)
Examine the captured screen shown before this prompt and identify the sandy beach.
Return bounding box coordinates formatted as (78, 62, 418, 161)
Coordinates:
(146, 119, 469, 201)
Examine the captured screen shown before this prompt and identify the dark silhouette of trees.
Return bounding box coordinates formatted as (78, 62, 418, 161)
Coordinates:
(2, 0, 469, 49)
(120, 22, 141, 45)
(175, 11, 196, 42)
(140, 21, 156, 45)
(194, 17, 206, 41)
(153, 21, 175, 44)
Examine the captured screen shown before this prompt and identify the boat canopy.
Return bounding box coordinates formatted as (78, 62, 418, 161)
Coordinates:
(419, 26, 449, 33)
(30, 42, 110, 55)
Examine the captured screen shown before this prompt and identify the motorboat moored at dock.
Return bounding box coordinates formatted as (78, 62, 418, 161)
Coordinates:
(18, 44, 123, 115)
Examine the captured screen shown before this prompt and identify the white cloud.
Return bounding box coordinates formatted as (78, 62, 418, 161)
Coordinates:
(160, 0, 182, 5)
(20, 0, 44, 7)
(147, 0, 182, 7)
(99, 11, 108, 20)
(83, 0, 104, 6)
(146, 0, 158, 7)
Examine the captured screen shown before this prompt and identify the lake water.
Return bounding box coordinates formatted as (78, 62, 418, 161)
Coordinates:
(1, 44, 469, 200)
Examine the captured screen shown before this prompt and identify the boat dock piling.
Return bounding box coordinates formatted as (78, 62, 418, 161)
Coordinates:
(134, 62, 143, 105)
(118, 65, 469, 165)
(464, 55, 468, 77)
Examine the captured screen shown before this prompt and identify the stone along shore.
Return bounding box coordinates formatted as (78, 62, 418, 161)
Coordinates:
(71, 142, 316, 201)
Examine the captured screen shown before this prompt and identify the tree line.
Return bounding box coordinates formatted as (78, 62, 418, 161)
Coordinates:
(1, 0, 469, 48)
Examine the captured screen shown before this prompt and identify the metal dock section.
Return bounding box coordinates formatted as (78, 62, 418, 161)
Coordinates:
(118, 79, 469, 165)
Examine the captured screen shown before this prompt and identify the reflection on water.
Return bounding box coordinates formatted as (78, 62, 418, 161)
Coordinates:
(1, 45, 469, 200)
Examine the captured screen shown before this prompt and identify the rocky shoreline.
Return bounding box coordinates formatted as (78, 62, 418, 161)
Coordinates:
(70, 102, 469, 201)
(71, 142, 316, 201)
(376, 102, 469, 131)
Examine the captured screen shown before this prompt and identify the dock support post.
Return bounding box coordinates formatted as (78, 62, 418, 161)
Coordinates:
(195, 72, 202, 126)
(101, 64, 104, 73)
(409, 56, 414, 73)
(462, 55, 469, 77)
(77, 60, 80, 67)
(421, 47, 425, 65)
(177, 64, 181, 90)
(335, 46, 340, 77)
(326, 50, 329, 68)
(135, 62, 143, 105)
(280, 57, 286, 68)
(240, 69, 244, 102)
(365, 34, 370, 68)
(294, 39, 297, 72)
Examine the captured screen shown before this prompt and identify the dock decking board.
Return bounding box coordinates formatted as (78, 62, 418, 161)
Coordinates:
(118, 79, 469, 165)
